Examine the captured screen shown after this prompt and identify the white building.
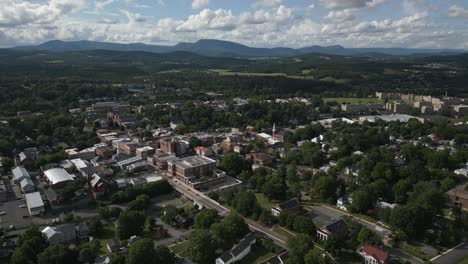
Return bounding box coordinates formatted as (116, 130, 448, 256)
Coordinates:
(25, 191, 45, 216)
(216, 233, 256, 264)
(20, 178, 35, 193)
(12, 166, 30, 184)
(44, 168, 74, 186)
(41, 224, 77, 245)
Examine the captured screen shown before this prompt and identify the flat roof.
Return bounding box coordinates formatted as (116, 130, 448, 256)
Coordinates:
(171, 155, 216, 169)
(25, 191, 44, 209)
(44, 168, 74, 185)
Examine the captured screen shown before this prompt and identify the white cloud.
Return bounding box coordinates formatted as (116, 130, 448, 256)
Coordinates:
(95, 0, 115, 10)
(0, 0, 85, 27)
(177, 9, 236, 31)
(192, 0, 210, 10)
(251, 0, 283, 10)
(448, 5, 468, 18)
(320, 0, 373, 10)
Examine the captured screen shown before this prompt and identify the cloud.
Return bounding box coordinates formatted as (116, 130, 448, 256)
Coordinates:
(0, 0, 85, 27)
(251, 0, 283, 10)
(320, 0, 373, 10)
(122, 10, 146, 23)
(448, 5, 468, 18)
(177, 8, 236, 31)
(324, 9, 356, 22)
(192, 0, 210, 10)
(95, 0, 115, 10)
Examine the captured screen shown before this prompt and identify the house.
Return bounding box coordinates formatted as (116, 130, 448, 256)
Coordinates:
(41, 224, 77, 245)
(94, 255, 111, 264)
(20, 177, 35, 193)
(44, 189, 60, 205)
(115, 178, 129, 189)
(25, 191, 45, 216)
(357, 245, 390, 264)
(107, 239, 120, 253)
(43, 168, 74, 187)
(130, 177, 147, 188)
(76, 221, 91, 241)
(336, 196, 353, 211)
(90, 174, 109, 198)
(246, 152, 273, 166)
(447, 183, 468, 210)
(128, 235, 143, 246)
(317, 219, 348, 241)
(12, 166, 30, 184)
(271, 198, 301, 217)
(16, 148, 38, 169)
(216, 233, 256, 264)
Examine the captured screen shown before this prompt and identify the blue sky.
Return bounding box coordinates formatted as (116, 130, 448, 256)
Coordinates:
(1, 0, 468, 49)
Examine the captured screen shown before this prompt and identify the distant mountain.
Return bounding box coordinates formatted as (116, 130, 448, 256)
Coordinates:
(13, 39, 466, 57)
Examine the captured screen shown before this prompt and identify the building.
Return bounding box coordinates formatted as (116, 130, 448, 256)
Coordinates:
(246, 152, 273, 166)
(317, 219, 348, 241)
(160, 138, 189, 156)
(168, 155, 217, 180)
(16, 148, 38, 169)
(44, 168, 74, 187)
(341, 104, 367, 113)
(115, 156, 144, 171)
(107, 239, 120, 253)
(271, 198, 301, 217)
(216, 233, 256, 264)
(194, 146, 213, 157)
(136, 146, 155, 159)
(261, 252, 288, 264)
(447, 184, 468, 210)
(90, 174, 109, 198)
(12, 166, 30, 184)
(92, 101, 130, 113)
(25, 191, 45, 216)
(130, 177, 147, 187)
(41, 224, 77, 245)
(357, 245, 390, 264)
(20, 178, 35, 193)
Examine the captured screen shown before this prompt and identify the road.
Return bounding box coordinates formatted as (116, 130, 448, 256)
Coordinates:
(166, 177, 288, 248)
(307, 204, 424, 264)
(431, 242, 468, 264)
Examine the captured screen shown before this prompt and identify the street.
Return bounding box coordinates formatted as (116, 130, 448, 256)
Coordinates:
(432, 242, 468, 264)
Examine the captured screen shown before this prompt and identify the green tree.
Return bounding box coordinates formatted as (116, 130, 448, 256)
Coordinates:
(127, 239, 156, 264)
(117, 210, 146, 239)
(351, 188, 374, 213)
(293, 215, 316, 236)
(194, 209, 218, 229)
(357, 227, 381, 245)
(287, 234, 314, 264)
(219, 151, 251, 176)
(305, 248, 327, 264)
(314, 176, 337, 202)
(188, 229, 216, 263)
(154, 245, 175, 264)
(37, 245, 77, 264)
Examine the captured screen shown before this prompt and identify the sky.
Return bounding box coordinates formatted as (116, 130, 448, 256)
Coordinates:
(1, 0, 468, 49)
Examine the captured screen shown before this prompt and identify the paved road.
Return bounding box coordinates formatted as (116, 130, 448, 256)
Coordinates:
(307, 205, 424, 264)
(166, 177, 288, 248)
(432, 242, 468, 264)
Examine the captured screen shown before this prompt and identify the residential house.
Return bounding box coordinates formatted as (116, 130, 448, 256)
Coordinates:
(357, 245, 390, 264)
(261, 252, 288, 264)
(447, 183, 468, 210)
(16, 148, 38, 169)
(12, 166, 30, 184)
(271, 198, 302, 217)
(107, 239, 120, 253)
(76, 221, 91, 241)
(43, 168, 74, 188)
(90, 174, 109, 198)
(216, 233, 256, 264)
(25, 191, 45, 216)
(317, 219, 348, 241)
(94, 256, 111, 264)
(131, 177, 147, 188)
(41, 224, 77, 245)
(20, 178, 35, 193)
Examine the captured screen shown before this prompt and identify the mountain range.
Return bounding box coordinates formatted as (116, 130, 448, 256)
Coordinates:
(13, 39, 466, 58)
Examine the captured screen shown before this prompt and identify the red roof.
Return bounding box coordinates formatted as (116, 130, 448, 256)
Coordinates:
(362, 245, 389, 263)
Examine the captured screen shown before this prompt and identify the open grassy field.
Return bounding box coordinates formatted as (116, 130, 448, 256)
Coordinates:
(94, 224, 116, 253)
(255, 193, 274, 210)
(456, 256, 468, 264)
(169, 240, 191, 258)
(241, 244, 277, 264)
(209, 69, 315, 80)
(319, 76, 351, 84)
(399, 242, 436, 261)
(323, 97, 384, 104)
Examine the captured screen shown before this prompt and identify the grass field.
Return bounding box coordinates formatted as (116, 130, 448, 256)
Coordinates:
(169, 240, 191, 258)
(255, 193, 274, 210)
(242, 244, 277, 264)
(456, 256, 468, 264)
(94, 224, 116, 253)
(209, 69, 315, 80)
(399, 242, 436, 261)
(323, 97, 384, 104)
(319, 76, 351, 84)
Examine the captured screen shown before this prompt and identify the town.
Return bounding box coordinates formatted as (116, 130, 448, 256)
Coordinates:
(0, 87, 467, 264)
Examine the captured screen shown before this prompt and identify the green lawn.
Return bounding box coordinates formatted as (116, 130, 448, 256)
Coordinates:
(456, 256, 468, 264)
(169, 240, 191, 258)
(255, 193, 274, 210)
(94, 224, 116, 253)
(399, 242, 436, 261)
(323, 97, 384, 104)
(241, 244, 277, 264)
(319, 76, 351, 84)
(209, 69, 315, 80)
